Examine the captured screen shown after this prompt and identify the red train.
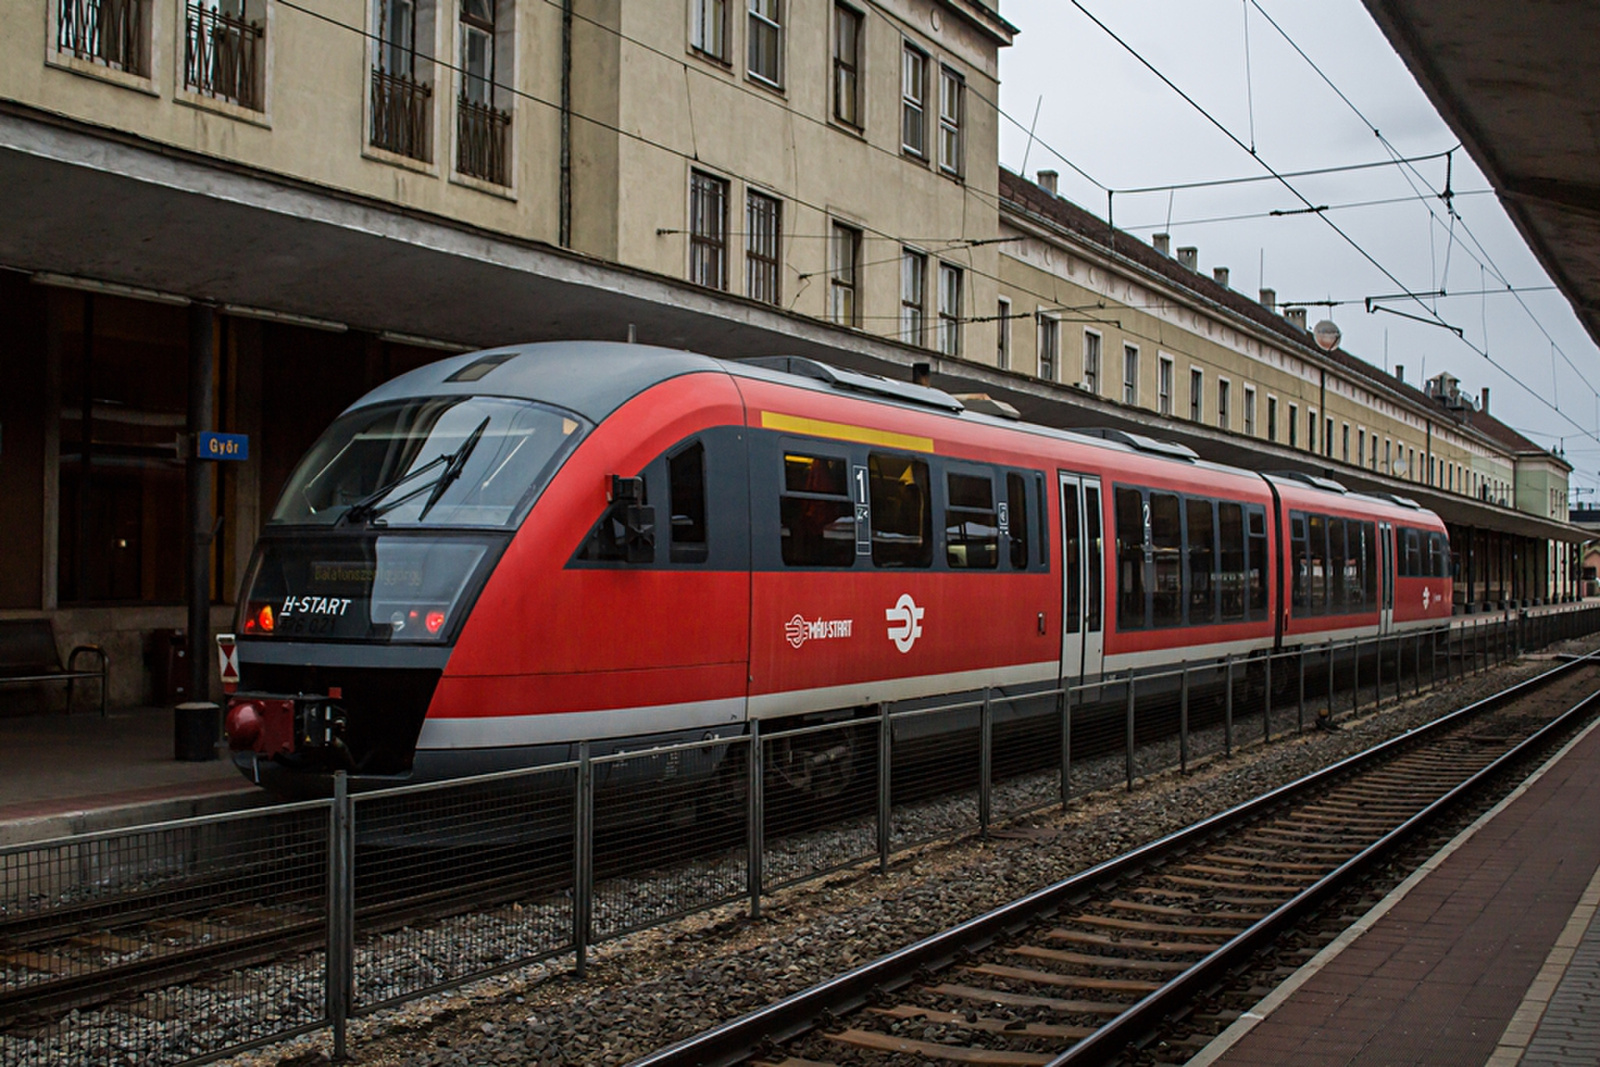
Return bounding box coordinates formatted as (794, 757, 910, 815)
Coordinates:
(223, 342, 1453, 794)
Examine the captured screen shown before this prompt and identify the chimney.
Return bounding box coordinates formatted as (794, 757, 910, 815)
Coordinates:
(1480, 387, 1490, 415)
(912, 361, 931, 387)
(1036, 170, 1058, 196)
(1259, 287, 1276, 311)
(1212, 266, 1230, 288)
(1152, 233, 1171, 256)
(1176, 246, 1198, 271)
(1285, 307, 1308, 330)
(1395, 364, 1404, 383)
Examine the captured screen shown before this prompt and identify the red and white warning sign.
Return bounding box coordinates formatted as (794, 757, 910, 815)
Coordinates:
(216, 633, 240, 693)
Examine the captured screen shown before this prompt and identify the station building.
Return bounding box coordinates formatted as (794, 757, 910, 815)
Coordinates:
(0, 0, 1580, 708)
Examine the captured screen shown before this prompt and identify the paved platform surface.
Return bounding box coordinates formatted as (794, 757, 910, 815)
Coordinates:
(0, 704, 263, 845)
(1195, 708, 1600, 1067)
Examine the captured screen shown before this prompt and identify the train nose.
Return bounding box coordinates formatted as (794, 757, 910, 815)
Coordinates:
(225, 700, 264, 751)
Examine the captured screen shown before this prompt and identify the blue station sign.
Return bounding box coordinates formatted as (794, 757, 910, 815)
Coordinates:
(198, 431, 250, 462)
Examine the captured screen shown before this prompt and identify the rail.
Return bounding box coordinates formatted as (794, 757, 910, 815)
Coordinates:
(1, 605, 1596, 1065)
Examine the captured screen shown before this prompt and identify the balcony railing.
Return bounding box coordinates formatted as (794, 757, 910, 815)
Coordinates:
(456, 96, 511, 186)
(370, 69, 432, 162)
(184, 3, 263, 110)
(57, 0, 147, 75)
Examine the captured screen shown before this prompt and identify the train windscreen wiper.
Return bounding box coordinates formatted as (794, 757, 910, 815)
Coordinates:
(342, 417, 491, 525)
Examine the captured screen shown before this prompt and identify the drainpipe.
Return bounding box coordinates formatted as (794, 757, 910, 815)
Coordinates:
(559, 0, 573, 248)
(1318, 368, 1326, 457)
(186, 303, 216, 708)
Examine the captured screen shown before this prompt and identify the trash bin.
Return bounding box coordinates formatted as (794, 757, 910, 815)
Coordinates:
(175, 701, 220, 761)
(149, 629, 189, 705)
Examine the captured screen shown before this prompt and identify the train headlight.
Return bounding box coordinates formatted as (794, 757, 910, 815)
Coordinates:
(425, 610, 446, 634)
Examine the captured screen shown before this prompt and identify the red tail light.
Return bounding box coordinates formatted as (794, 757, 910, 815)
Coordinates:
(425, 611, 446, 634)
(257, 604, 275, 633)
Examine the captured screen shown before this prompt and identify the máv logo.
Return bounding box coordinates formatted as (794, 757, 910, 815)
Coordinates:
(885, 594, 925, 654)
(786, 614, 854, 649)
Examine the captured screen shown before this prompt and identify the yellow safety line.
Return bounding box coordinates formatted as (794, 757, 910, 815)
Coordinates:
(760, 411, 935, 453)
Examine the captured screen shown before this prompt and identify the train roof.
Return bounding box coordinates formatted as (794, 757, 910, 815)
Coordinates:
(355, 342, 1442, 520)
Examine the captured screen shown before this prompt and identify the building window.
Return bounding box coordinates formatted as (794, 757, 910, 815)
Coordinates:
(1326, 417, 1334, 457)
(690, 0, 728, 62)
(937, 262, 962, 356)
(1267, 396, 1277, 441)
(996, 298, 1011, 370)
(456, 0, 512, 185)
(1289, 403, 1299, 448)
(1217, 378, 1230, 430)
(1157, 356, 1173, 416)
(689, 171, 729, 289)
(1082, 331, 1101, 393)
(1384, 438, 1392, 473)
(900, 248, 926, 346)
(59, 0, 151, 75)
(1121, 344, 1138, 405)
(938, 66, 963, 176)
(832, 4, 862, 128)
(1358, 428, 1365, 467)
(746, 0, 781, 85)
(745, 190, 781, 304)
(371, 0, 432, 161)
(901, 44, 927, 157)
(1342, 423, 1350, 462)
(1037, 315, 1059, 381)
(1307, 409, 1317, 452)
(1243, 386, 1256, 436)
(184, 0, 265, 109)
(1189, 367, 1203, 421)
(829, 221, 860, 326)
(1408, 447, 1416, 480)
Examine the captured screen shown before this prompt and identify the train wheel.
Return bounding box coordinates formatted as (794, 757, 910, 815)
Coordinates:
(769, 731, 856, 801)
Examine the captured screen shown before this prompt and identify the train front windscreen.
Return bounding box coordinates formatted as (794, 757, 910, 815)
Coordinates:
(238, 394, 587, 643)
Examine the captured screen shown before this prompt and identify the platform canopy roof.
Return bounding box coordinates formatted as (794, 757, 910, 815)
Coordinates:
(1362, 0, 1600, 349)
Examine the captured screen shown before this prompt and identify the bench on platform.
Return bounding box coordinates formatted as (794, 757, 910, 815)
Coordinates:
(0, 618, 108, 717)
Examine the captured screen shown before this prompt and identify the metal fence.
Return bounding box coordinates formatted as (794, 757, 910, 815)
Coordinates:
(5, 604, 1598, 1065)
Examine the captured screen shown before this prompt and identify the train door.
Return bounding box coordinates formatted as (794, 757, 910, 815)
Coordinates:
(1378, 521, 1395, 633)
(1059, 473, 1105, 687)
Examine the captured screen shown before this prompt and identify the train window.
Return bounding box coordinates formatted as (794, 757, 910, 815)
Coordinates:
(1187, 498, 1215, 625)
(946, 470, 999, 569)
(780, 452, 855, 567)
(1246, 506, 1268, 617)
(1007, 473, 1029, 569)
(1362, 522, 1378, 607)
(1403, 528, 1422, 577)
(1085, 486, 1102, 632)
(1151, 492, 1182, 627)
(1308, 513, 1327, 614)
(1063, 486, 1081, 634)
(869, 453, 932, 567)
(1328, 518, 1350, 612)
(1115, 487, 1146, 630)
(1219, 502, 1245, 621)
(1429, 532, 1449, 578)
(1037, 472, 1050, 568)
(667, 442, 708, 564)
(1291, 513, 1308, 612)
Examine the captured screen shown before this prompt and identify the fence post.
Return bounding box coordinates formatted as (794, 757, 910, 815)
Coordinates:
(574, 741, 593, 978)
(979, 688, 993, 838)
(1395, 635, 1403, 703)
(1296, 645, 1305, 735)
(1060, 683, 1073, 808)
(877, 704, 891, 873)
(1429, 628, 1437, 689)
(1352, 636, 1361, 716)
(327, 771, 353, 1063)
(1179, 664, 1190, 774)
(747, 722, 763, 920)
(1125, 676, 1136, 791)
(1224, 655, 1235, 758)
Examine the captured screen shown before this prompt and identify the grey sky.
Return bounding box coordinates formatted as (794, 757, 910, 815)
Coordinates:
(996, 0, 1600, 497)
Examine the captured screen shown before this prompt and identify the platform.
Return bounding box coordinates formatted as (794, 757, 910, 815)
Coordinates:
(0, 704, 266, 846)
(1193, 703, 1600, 1066)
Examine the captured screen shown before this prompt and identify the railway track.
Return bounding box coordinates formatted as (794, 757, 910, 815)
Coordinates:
(629, 653, 1600, 1067)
